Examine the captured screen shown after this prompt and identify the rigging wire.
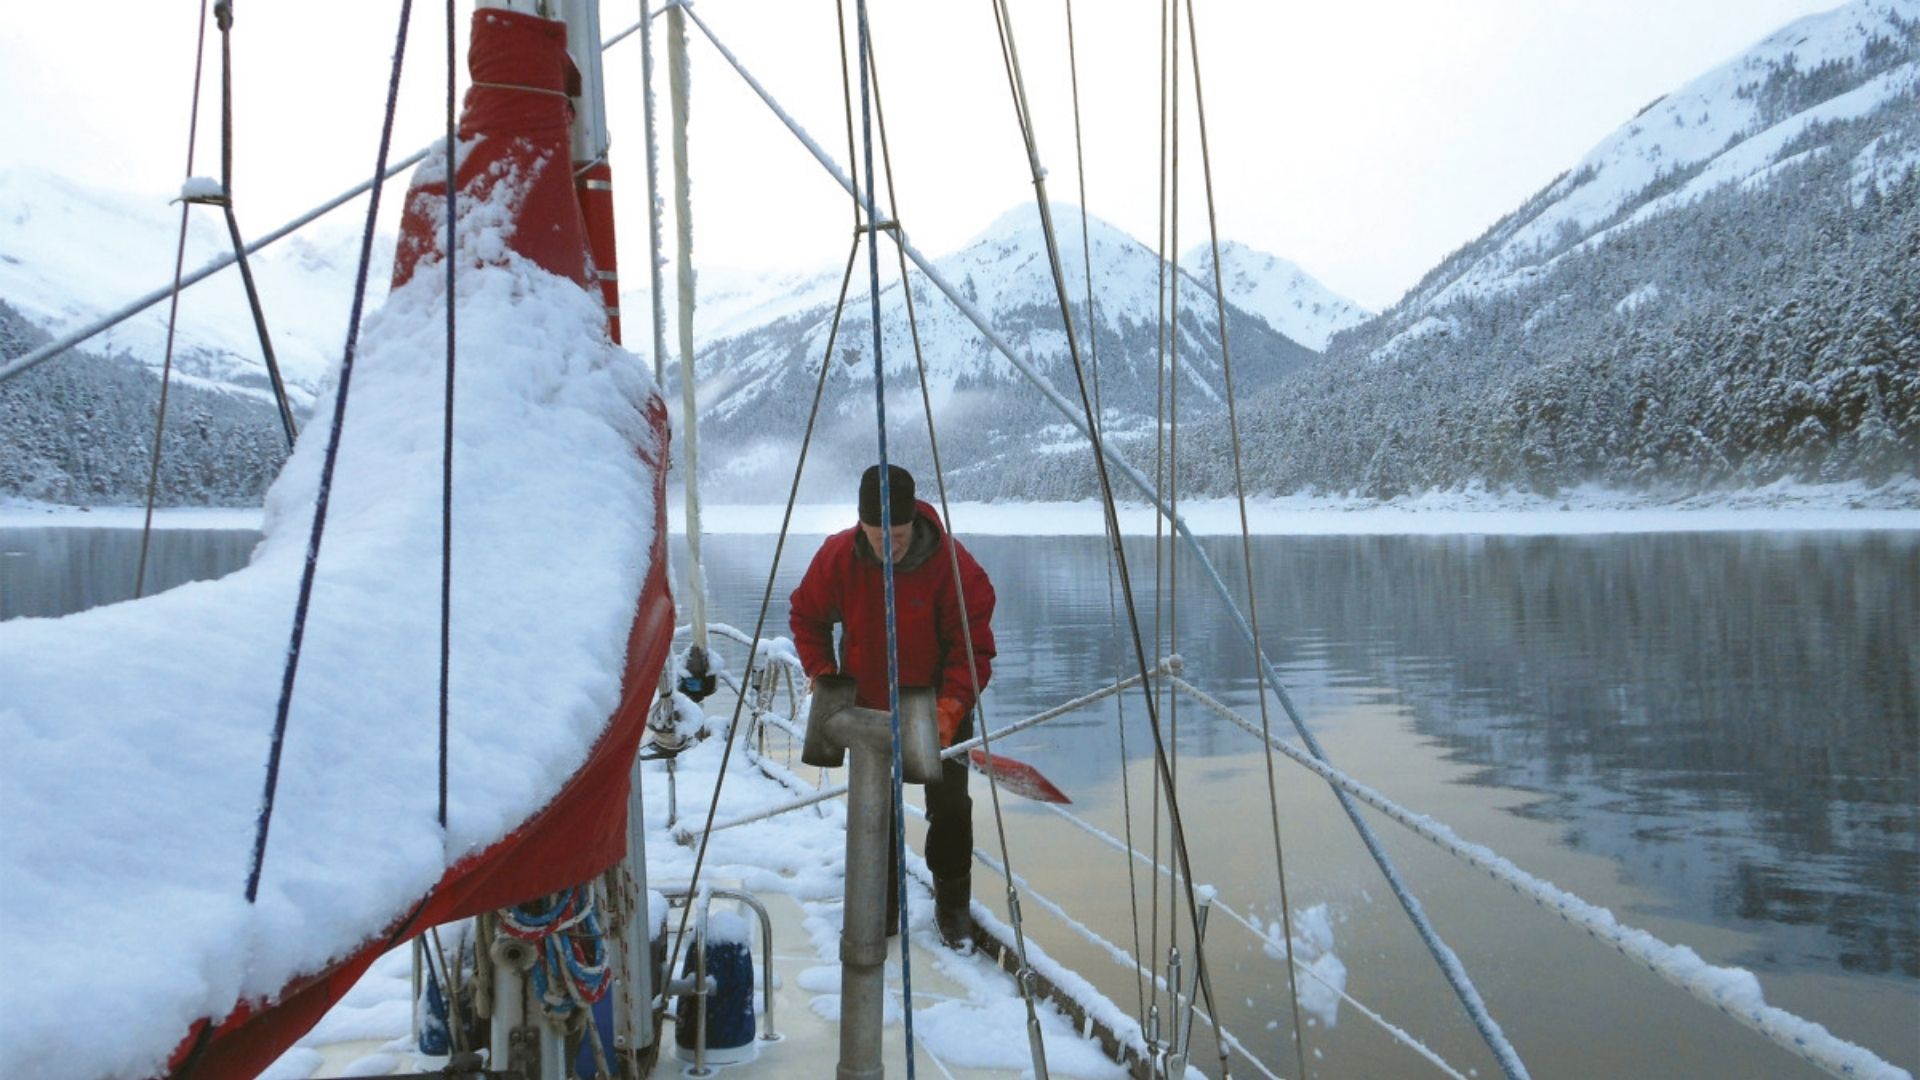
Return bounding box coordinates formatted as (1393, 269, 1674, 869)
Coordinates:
(859, 23, 1054, 1076)
(1163, 0, 1194, 1065)
(437, 0, 457, 832)
(850, 1, 922, 1070)
(1062, 0, 1153, 1040)
(1178, 4, 1310, 1076)
(984, 1, 1231, 1075)
(1145, 0, 1171, 1045)
(213, 1, 297, 451)
(658, 237, 864, 1017)
(245, 0, 416, 905)
(134, 0, 214, 602)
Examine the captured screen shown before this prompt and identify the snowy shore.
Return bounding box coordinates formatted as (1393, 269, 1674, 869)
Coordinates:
(10, 478, 1916, 536)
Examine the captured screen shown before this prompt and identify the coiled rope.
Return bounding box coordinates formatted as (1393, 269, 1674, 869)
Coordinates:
(499, 887, 613, 1014)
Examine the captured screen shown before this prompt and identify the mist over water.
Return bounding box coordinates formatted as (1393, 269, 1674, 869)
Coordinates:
(7, 523, 1914, 1076)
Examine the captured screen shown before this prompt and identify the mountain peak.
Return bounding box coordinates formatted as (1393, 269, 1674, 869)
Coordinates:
(1183, 240, 1372, 350)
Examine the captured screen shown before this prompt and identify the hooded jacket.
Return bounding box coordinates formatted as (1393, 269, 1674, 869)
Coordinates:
(788, 500, 996, 715)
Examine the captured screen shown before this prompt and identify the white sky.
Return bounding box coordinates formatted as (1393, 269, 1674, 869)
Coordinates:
(0, 0, 1843, 312)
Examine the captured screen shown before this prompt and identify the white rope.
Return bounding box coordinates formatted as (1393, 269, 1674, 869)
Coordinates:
(665, 2, 709, 655)
(1167, 677, 1911, 1080)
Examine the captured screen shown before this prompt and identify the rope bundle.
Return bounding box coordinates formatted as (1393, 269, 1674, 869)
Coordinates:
(499, 887, 612, 1014)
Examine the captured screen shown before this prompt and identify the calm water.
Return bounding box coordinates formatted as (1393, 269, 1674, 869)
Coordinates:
(694, 529, 1919, 1079)
(6, 524, 1916, 1077)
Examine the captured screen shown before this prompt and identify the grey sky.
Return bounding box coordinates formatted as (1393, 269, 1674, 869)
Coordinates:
(1, 1, 1842, 311)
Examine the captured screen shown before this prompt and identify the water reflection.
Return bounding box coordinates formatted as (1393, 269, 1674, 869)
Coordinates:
(0, 526, 261, 621)
(691, 529, 1920, 987)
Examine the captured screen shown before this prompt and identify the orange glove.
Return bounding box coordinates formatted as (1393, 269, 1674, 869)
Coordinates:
(936, 697, 967, 747)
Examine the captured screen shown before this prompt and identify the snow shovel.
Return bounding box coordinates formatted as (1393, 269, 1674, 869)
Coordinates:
(967, 748, 1070, 804)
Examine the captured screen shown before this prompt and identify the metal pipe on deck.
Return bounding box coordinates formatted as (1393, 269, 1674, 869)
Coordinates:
(801, 675, 941, 1079)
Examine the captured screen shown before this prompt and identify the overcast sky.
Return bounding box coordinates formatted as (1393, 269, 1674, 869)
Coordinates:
(0, 0, 1844, 311)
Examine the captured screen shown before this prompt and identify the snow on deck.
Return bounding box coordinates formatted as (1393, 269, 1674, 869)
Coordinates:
(252, 728, 1130, 1079)
(0, 255, 661, 1080)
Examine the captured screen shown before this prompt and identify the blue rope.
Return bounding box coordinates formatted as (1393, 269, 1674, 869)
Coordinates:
(246, 0, 415, 905)
(437, 0, 457, 831)
(500, 887, 611, 1013)
(854, 1, 915, 1073)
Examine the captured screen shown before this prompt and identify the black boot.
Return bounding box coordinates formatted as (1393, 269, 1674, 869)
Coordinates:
(934, 874, 974, 953)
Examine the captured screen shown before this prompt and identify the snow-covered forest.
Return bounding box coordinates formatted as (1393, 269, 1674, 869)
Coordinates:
(0, 300, 289, 503)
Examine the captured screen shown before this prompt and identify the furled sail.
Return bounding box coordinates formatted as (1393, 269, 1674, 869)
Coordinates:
(0, 10, 672, 1080)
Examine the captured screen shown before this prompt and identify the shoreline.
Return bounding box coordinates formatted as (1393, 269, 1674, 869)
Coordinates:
(5, 481, 1918, 536)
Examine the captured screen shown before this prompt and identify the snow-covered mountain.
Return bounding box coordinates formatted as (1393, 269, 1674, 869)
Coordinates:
(1182, 241, 1371, 350)
(1392, 0, 1920, 334)
(1192, 0, 1919, 500)
(679, 203, 1321, 501)
(0, 166, 387, 408)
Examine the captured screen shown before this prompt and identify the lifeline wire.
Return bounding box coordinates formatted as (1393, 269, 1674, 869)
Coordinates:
(1179, 4, 1310, 1075)
(135, 0, 214, 602)
(246, 0, 414, 904)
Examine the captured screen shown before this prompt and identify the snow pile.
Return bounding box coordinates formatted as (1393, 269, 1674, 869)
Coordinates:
(1263, 905, 1348, 1030)
(0, 247, 660, 1079)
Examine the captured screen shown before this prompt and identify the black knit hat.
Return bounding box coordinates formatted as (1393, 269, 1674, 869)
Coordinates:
(858, 464, 915, 525)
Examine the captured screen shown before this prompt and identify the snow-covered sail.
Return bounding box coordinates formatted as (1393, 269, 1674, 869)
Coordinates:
(0, 9, 672, 1078)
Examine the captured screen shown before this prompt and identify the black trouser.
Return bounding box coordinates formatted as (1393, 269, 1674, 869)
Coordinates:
(887, 754, 973, 911)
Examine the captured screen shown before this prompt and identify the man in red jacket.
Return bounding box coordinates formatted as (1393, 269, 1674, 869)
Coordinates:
(789, 464, 996, 950)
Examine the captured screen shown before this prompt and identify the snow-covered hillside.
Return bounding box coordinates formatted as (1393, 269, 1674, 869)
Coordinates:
(1183, 240, 1371, 350)
(1399, 0, 1920, 321)
(0, 166, 389, 407)
(681, 202, 1321, 500)
(1198, 0, 1920, 501)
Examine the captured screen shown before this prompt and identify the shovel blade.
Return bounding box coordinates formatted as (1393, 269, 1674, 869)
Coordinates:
(968, 748, 1070, 804)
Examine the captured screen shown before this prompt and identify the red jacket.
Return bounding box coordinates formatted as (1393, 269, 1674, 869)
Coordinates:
(789, 501, 996, 715)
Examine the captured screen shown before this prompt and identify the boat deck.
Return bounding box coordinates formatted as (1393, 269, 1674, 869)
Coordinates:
(303, 885, 1129, 1079)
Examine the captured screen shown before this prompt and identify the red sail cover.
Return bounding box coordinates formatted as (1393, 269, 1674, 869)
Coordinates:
(168, 10, 669, 1078)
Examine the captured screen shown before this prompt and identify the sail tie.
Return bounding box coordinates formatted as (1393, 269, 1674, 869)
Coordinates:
(470, 78, 572, 99)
